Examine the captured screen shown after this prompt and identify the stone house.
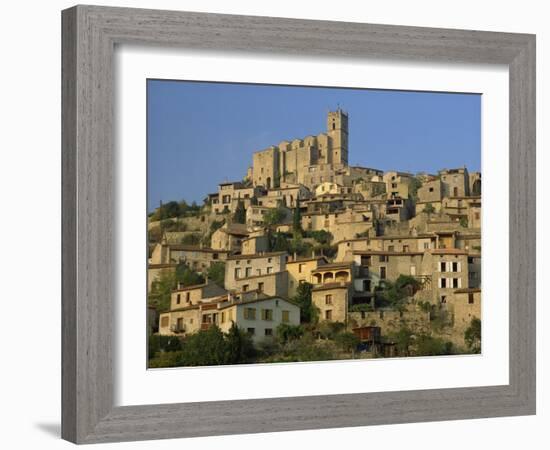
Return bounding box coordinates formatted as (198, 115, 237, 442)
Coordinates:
(209, 181, 264, 214)
(446, 287, 481, 347)
(439, 167, 470, 197)
(150, 242, 229, 272)
(224, 252, 287, 291)
(216, 295, 301, 343)
(232, 270, 289, 297)
(383, 171, 413, 199)
(241, 234, 270, 256)
(286, 255, 329, 297)
(210, 223, 250, 252)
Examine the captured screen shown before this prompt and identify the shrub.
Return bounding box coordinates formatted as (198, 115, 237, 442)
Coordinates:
(464, 317, 481, 353)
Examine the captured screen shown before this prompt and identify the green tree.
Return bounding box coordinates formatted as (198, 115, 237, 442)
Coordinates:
(147, 270, 177, 312)
(292, 198, 302, 233)
(178, 325, 228, 366)
(224, 322, 256, 364)
(233, 199, 246, 224)
(292, 282, 317, 324)
(206, 262, 225, 287)
(175, 263, 205, 288)
(392, 326, 413, 356)
(423, 203, 436, 214)
(409, 177, 423, 201)
(334, 332, 360, 355)
(317, 321, 345, 340)
(276, 323, 304, 345)
(464, 317, 481, 353)
(415, 334, 454, 356)
(264, 207, 286, 227)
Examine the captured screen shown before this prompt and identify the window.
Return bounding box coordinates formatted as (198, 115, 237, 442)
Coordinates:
(424, 242, 430, 250)
(186, 292, 190, 303)
(213, 253, 219, 260)
(243, 284, 249, 292)
(468, 294, 475, 304)
(244, 308, 256, 320)
(325, 294, 333, 305)
(245, 267, 252, 277)
(235, 268, 241, 278)
(325, 310, 333, 320)
(265, 328, 273, 336)
(380, 267, 386, 279)
(221, 312, 226, 323)
(452, 278, 460, 288)
(299, 263, 304, 273)
(439, 261, 447, 272)
(176, 318, 183, 330)
(256, 268, 262, 276)
(403, 245, 409, 252)
(391, 183, 398, 188)
(268, 257, 272, 263)
(261, 309, 273, 321)
(267, 267, 273, 274)
(388, 245, 395, 252)
(247, 328, 255, 335)
(440, 277, 447, 288)
(176, 294, 181, 305)
(258, 282, 264, 293)
(282, 310, 290, 323)
(379, 255, 388, 262)
(161, 316, 169, 327)
(441, 295, 447, 304)
(429, 187, 434, 192)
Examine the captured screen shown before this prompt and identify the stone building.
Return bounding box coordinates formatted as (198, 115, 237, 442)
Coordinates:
(286, 255, 328, 297)
(251, 109, 349, 189)
(440, 167, 470, 197)
(210, 223, 250, 252)
(224, 252, 287, 291)
(383, 171, 413, 199)
(150, 241, 229, 272)
(216, 295, 300, 343)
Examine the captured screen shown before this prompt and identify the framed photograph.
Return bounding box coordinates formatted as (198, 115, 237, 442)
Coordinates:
(62, 5, 536, 444)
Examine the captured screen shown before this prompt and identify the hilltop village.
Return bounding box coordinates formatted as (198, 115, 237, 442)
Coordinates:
(147, 109, 482, 366)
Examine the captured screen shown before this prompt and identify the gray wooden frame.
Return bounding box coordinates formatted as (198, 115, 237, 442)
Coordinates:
(62, 4, 536, 444)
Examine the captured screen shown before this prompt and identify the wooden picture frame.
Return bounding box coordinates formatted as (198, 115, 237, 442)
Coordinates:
(62, 5, 536, 444)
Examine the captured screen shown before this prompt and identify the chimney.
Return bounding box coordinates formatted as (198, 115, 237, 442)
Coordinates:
(293, 251, 297, 261)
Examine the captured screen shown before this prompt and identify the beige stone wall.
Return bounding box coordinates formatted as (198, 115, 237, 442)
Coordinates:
(312, 286, 350, 323)
(170, 283, 226, 310)
(218, 297, 300, 343)
(349, 309, 431, 336)
(168, 247, 228, 272)
(241, 235, 269, 255)
(147, 265, 176, 293)
(232, 271, 289, 297)
(440, 168, 470, 197)
(225, 253, 287, 290)
(158, 308, 200, 336)
(428, 254, 470, 303)
(253, 146, 280, 189)
(417, 179, 442, 203)
(450, 291, 481, 332)
(286, 258, 325, 297)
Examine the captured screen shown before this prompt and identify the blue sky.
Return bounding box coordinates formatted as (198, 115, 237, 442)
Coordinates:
(147, 80, 480, 211)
